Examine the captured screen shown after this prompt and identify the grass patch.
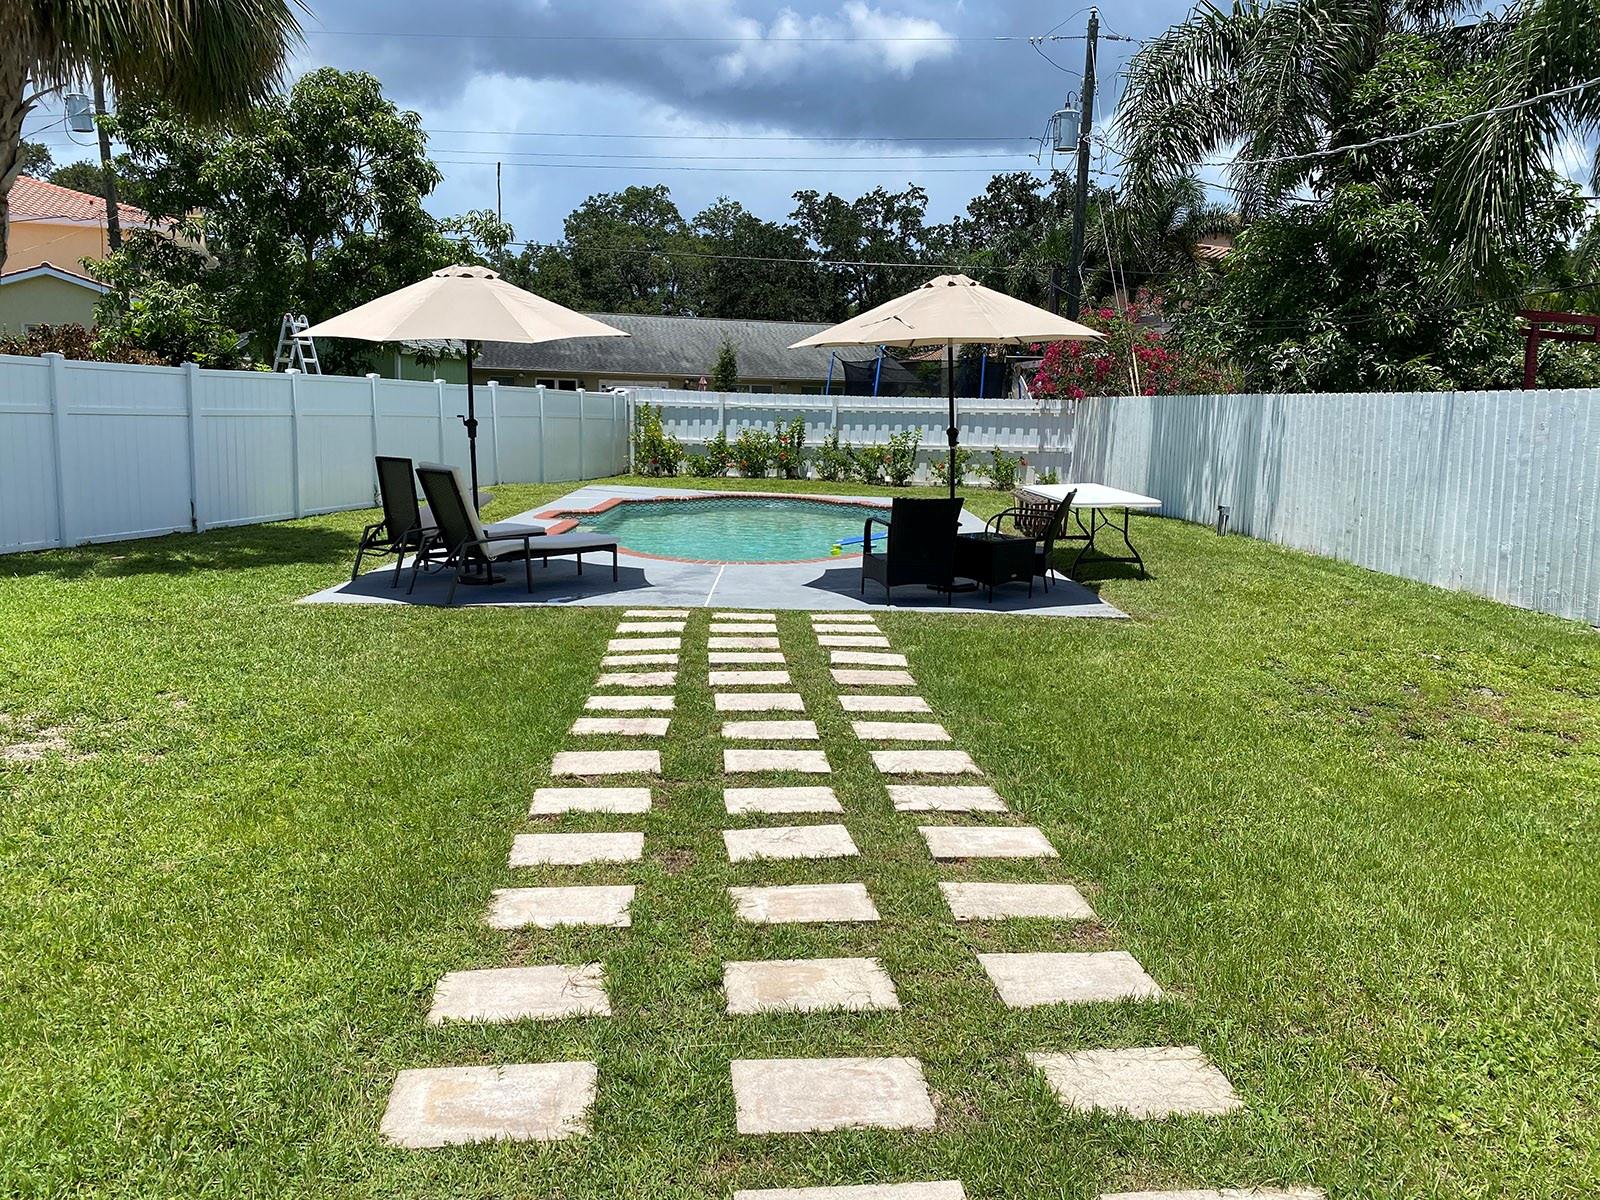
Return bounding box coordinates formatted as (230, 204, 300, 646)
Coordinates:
(0, 475, 1595, 1198)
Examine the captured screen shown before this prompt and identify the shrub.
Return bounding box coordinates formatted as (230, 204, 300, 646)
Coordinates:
(732, 427, 775, 478)
(1036, 467, 1060, 485)
(851, 443, 892, 485)
(685, 454, 715, 477)
(979, 449, 1022, 491)
(634, 403, 685, 477)
(773, 416, 807, 479)
(0, 322, 163, 365)
(710, 339, 739, 391)
(703, 430, 732, 476)
(815, 429, 853, 482)
(884, 429, 921, 486)
(928, 446, 974, 489)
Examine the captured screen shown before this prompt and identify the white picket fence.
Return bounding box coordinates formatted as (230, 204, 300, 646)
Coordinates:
(0, 353, 629, 553)
(637, 384, 1600, 624)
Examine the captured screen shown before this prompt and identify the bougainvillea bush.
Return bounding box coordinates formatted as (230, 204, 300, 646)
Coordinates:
(1028, 299, 1233, 399)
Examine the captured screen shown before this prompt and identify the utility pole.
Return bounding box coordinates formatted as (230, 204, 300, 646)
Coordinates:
(1064, 7, 1098, 321)
(496, 161, 503, 222)
(91, 67, 121, 251)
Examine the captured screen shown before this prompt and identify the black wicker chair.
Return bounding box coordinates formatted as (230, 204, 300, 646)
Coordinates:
(351, 455, 442, 586)
(860, 496, 965, 604)
(984, 488, 1078, 591)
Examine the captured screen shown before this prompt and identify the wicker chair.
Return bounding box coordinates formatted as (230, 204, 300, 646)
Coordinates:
(984, 488, 1078, 591)
(860, 496, 965, 603)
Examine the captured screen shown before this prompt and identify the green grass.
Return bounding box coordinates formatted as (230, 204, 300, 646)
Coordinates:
(1, 474, 1596, 1199)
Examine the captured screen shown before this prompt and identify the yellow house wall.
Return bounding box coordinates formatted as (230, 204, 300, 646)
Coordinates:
(3, 221, 108, 274)
(0, 273, 101, 333)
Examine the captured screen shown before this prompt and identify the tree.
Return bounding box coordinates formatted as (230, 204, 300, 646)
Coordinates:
(925, 171, 1071, 308)
(690, 198, 819, 320)
(790, 185, 931, 318)
(560, 185, 698, 314)
(710, 338, 739, 391)
(1, 0, 301, 265)
(18, 140, 52, 174)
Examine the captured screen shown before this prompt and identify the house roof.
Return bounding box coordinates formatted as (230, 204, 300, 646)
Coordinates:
(477, 312, 837, 381)
(0, 261, 110, 293)
(9, 175, 155, 229)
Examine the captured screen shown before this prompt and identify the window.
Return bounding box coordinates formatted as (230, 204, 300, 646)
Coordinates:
(534, 377, 581, 391)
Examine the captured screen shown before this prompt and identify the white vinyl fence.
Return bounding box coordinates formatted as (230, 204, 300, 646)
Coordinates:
(637, 385, 1600, 624)
(0, 352, 629, 553)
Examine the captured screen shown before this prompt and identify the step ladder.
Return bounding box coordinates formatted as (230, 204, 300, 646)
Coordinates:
(272, 313, 321, 373)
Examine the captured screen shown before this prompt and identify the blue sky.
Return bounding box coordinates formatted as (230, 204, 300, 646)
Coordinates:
(25, 1, 1181, 244)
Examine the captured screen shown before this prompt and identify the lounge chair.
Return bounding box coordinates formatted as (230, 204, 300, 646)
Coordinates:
(410, 463, 619, 604)
(352, 455, 443, 586)
(984, 488, 1078, 591)
(860, 496, 965, 604)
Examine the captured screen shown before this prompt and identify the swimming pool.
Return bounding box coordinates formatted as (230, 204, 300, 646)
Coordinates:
(561, 495, 888, 563)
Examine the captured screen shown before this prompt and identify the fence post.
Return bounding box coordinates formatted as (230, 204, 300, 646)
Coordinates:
(626, 390, 636, 474)
(831, 386, 841, 435)
(435, 378, 447, 461)
(366, 373, 381, 503)
(577, 389, 587, 479)
(184, 361, 205, 532)
(43, 352, 70, 547)
(487, 379, 501, 485)
(537, 386, 548, 483)
(719, 389, 727, 441)
(286, 368, 304, 518)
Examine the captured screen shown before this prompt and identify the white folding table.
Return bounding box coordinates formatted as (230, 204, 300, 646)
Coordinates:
(1017, 482, 1161, 578)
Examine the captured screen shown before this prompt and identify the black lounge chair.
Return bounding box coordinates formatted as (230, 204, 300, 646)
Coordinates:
(984, 488, 1078, 591)
(410, 463, 619, 604)
(861, 496, 965, 604)
(352, 455, 443, 586)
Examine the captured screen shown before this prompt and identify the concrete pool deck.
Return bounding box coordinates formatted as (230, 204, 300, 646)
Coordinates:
(298, 484, 1127, 618)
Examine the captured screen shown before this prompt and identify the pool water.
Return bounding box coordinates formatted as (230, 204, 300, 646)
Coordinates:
(572, 495, 887, 563)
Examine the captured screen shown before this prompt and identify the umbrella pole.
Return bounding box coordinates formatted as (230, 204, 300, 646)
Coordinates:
(465, 338, 481, 513)
(945, 343, 957, 501)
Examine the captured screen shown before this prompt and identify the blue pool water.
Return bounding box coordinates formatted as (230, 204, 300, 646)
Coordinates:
(572, 496, 887, 563)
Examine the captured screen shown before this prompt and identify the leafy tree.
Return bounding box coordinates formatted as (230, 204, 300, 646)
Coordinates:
(790, 185, 930, 318)
(925, 171, 1073, 308)
(1, 0, 301, 265)
(690, 197, 819, 319)
(18, 140, 52, 174)
(559, 185, 698, 314)
(710, 338, 739, 391)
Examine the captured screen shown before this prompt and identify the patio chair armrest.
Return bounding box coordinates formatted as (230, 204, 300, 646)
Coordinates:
(863, 515, 892, 553)
(985, 507, 1023, 535)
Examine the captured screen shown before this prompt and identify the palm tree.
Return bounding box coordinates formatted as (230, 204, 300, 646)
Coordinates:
(1, 0, 303, 266)
(1114, 0, 1598, 280)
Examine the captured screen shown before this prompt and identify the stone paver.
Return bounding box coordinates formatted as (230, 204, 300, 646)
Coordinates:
(839, 694, 932, 713)
(731, 1057, 936, 1134)
(888, 784, 1007, 813)
(832, 669, 917, 687)
(597, 671, 677, 688)
(607, 636, 681, 652)
(531, 786, 652, 815)
(710, 636, 782, 650)
(625, 609, 689, 617)
(853, 721, 950, 742)
(511, 831, 644, 866)
(919, 825, 1057, 859)
(817, 634, 892, 648)
(1101, 1191, 1324, 1200)
(725, 786, 843, 814)
(717, 611, 777, 620)
(711, 622, 779, 634)
(724, 824, 858, 862)
(871, 749, 979, 775)
(723, 719, 819, 740)
(939, 881, 1093, 920)
(809, 612, 876, 623)
(551, 749, 660, 776)
(717, 692, 806, 712)
(427, 964, 609, 1024)
(736, 1185, 965, 1200)
(1027, 1047, 1243, 1118)
(380, 1062, 596, 1148)
(730, 882, 879, 924)
(710, 651, 787, 664)
(487, 885, 634, 929)
(725, 748, 831, 773)
(570, 716, 670, 736)
(615, 620, 686, 633)
(831, 651, 909, 667)
(711, 670, 791, 686)
(586, 694, 674, 712)
(979, 951, 1162, 1007)
(602, 652, 679, 667)
(724, 957, 899, 1014)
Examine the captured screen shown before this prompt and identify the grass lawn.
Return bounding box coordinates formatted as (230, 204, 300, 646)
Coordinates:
(1, 474, 1596, 1199)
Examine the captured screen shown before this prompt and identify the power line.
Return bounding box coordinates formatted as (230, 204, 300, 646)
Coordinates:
(429, 128, 1038, 142)
(429, 148, 1041, 163)
(308, 28, 1043, 43)
(437, 158, 1060, 175)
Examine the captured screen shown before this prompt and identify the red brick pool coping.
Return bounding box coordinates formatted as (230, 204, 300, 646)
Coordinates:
(535, 491, 890, 565)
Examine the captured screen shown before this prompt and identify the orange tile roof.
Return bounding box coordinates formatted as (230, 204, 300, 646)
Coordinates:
(9, 174, 154, 227)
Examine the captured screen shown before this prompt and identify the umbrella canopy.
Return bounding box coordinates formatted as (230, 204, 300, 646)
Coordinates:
(791, 275, 1102, 499)
(303, 265, 627, 513)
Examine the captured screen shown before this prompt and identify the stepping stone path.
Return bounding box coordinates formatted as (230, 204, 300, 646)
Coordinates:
(724, 957, 899, 1014)
(376, 608, 1265, 1196)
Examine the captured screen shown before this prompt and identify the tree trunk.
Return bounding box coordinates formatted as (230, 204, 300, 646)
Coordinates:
(0, 45, 37, 271)
(93, 68, 121, 252)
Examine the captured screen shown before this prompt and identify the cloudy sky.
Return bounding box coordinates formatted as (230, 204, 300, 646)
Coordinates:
(26, 0, 1180, 243)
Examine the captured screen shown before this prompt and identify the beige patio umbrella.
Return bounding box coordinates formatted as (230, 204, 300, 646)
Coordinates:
(303, 265, 628, 509)
(791, 274, 1102, 498)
